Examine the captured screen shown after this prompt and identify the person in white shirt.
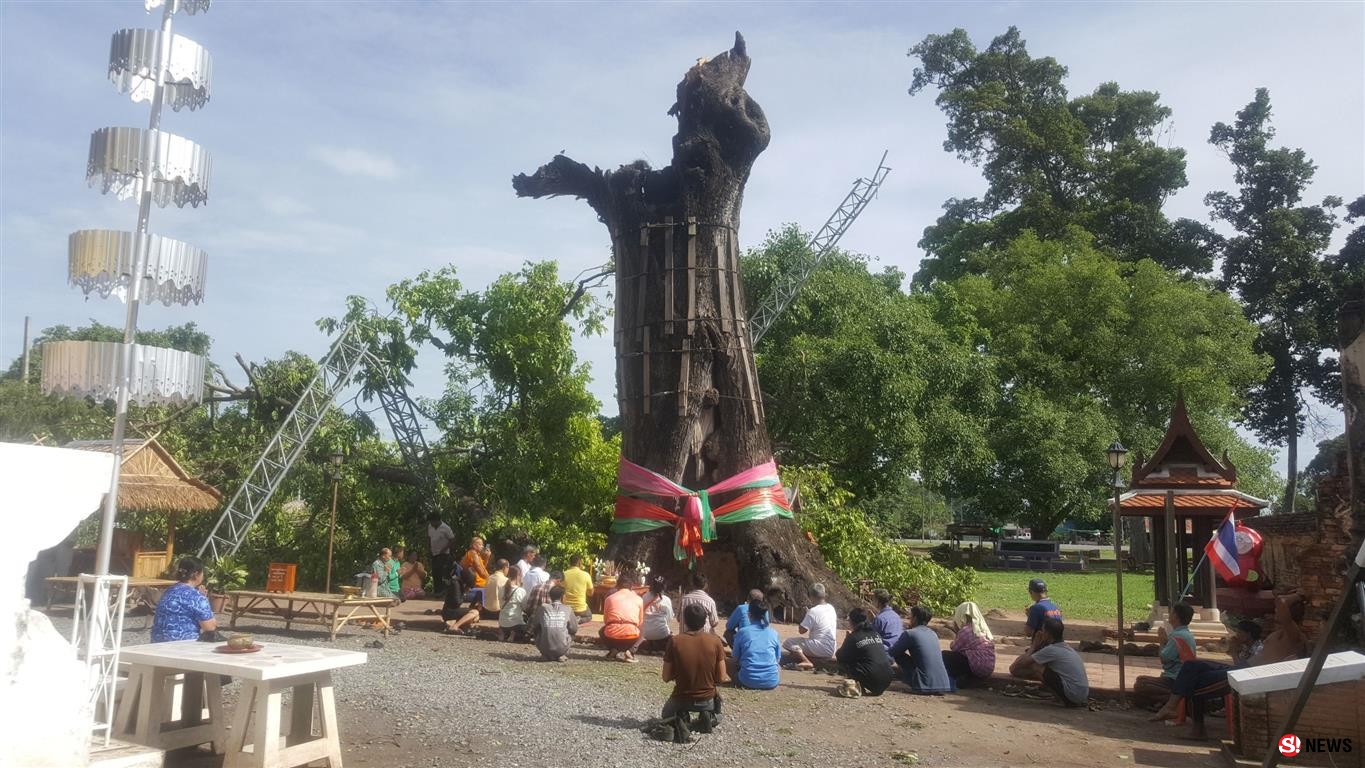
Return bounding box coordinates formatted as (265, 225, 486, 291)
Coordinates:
(427, 513, 456, 591)
(515, 544, 538, 580)
(677, 571, 720, 634)
(782, 583, 838, 670)
(522, 555, 550, 595)
(639, 574, 675, 653)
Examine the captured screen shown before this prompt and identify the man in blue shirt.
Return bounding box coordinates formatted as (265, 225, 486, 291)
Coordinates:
(1024, 578, 1062, 650)
(888, 606, 955, 695)
(871, 589, 903, 651)
(723, 589, 765, 646)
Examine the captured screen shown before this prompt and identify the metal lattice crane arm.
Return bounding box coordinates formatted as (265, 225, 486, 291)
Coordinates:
(748, 150, 891, 346)
(198, 321, 371, 562)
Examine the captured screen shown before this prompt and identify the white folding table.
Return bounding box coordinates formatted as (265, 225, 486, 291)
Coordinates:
(115, 640, 366, 768)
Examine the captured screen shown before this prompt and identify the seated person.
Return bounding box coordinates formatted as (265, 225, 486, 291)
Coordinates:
(889, 605, 955, 695)
(678, 572, 720, 635)
(640, 575, 675, 653)
(662, 603, 728, 725)
(1025, 578, 1062, 651)
(601, 574, 644, 663)
(398, 550, 428, 601)
(460, 536, 491, 588)
(498, 566, 529, 641)
(1134, 602, 1197, 710)
(562, 555, 595, 622)
(481, 559, 511, 620)
(1152, 593, 1305, 734)
(529, 584, 579, 662)
(724, 589, 765, 646)
(388, 547, 404, 600)
(782, 583, 838, 670)
(370, 548, 394, 598)
(872, 589, 904, 652)
(1009, 618, 1089, 707)
(730, 597, 781, 690)
(836, 608, 894, 696)
(441, 575, 479, 635)
(151, 556, 217, 642)
(942, 601, 995, 688)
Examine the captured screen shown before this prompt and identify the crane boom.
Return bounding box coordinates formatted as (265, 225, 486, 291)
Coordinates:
(747, 150, 891, 345)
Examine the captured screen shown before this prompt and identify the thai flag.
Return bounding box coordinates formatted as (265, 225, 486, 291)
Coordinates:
(1205, 508, 1241, 581)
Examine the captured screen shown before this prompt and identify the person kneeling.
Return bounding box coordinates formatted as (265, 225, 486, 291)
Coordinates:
(1009, 618, 1089, 707)
(600, 574, 644, 663)
(662, 603, 728, 728)
(731, 597, 781, 690)
(530, 584, 578, 662)
(836, 608, 894, 696)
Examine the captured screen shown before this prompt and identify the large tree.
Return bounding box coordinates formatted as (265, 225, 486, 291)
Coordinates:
(511, 34, 853, 610)
(907, 27, 1218, 285)
(1206, 88, 1342, 513)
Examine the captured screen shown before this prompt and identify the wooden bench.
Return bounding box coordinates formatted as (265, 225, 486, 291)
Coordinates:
(225, 590, 395, 640)
(995, 541, 1085, 571)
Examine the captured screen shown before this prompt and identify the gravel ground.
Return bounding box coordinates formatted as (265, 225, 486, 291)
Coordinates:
(55, 611, 1225, 768)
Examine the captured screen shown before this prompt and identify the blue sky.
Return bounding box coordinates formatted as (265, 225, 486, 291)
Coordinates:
(2, 1, 1362, 474)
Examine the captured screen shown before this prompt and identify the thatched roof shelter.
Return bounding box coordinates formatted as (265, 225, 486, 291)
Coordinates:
(67, 438, 221, 512)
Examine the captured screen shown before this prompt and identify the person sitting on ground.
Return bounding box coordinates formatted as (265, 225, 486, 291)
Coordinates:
(640, 575, 675, 653)
(942, 601, 995, 688)
(515, 544, 538, 580)
(151, 556, 217, 642)
(730, 596, 781, 690)
(523, 555, 550, 595)
(481, 559, 510, 620)
(1133, 602, 1197, 710)
(678, 571, 720, 635)
(1152, 593, 1305, 732)
(398, 550, 428, 601)
(460, 536, 491, 589)
(724, 589, 766, 646)
(836, 607, 894, 696)
(498, 565, 529, 642)
(889, 605, 955, 695)
(388, 546, 404, 600)
(441, 572, 479, 635)
(370, 548, 394, 598)
(529, 584, 579, 662)
(1009, 618, 1089, 707)
(562, 554, 594, 622)
(871, 589, 904, 652)
(782, 583, 839, 670)
(662, 603, 728, 725)
(600, 573, 645, 662)
(1025, 578, 1062, 651)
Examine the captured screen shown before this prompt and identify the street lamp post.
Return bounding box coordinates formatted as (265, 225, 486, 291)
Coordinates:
(1107, 440, 1129, 705)
(324, 451, 344, 593)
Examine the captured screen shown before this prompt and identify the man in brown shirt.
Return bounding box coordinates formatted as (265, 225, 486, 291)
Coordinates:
(662, 602, 729, 722)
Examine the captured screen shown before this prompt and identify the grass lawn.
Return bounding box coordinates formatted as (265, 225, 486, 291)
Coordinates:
(967, 568, 1154, 623)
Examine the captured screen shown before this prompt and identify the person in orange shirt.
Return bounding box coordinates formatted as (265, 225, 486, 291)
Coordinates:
(600, 573, 645, 663)
(460, 536, 492, 589)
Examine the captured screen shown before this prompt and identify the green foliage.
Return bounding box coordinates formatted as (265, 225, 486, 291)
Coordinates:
(205, 555, 249, 594)
(1206, 88, 1343, 511)
(786, 466, 979, 615)
(907, 27, 1218, 284)
(482, 512, 607, 573)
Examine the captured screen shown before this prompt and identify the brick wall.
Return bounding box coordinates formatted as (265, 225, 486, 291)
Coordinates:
(1241, 460, 1361, 639)
(1235, 679, 1365, 766)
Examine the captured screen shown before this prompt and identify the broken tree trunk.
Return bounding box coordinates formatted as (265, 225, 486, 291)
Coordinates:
(513, 32, 856, 616)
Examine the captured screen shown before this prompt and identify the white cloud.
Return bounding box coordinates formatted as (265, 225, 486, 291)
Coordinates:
(309, 146, 400, 180)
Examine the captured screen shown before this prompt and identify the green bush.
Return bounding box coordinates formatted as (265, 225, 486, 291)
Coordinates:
(794, 475, 979, 615)
(482, 512, 607, 572)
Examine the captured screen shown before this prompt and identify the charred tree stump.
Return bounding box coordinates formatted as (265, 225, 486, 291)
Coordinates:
(513, 33, 856, 615)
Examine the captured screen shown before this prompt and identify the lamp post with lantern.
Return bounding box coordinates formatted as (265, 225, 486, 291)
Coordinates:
(1107, 440, 1129, 703)
(324, 450, 344, 593)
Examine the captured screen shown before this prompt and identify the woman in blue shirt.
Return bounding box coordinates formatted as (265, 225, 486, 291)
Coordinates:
(730, 597, 781, 690)
(151, 557, 218, 642)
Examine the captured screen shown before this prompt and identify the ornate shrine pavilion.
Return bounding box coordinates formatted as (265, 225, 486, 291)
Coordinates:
(1113, 397, 1269, 622)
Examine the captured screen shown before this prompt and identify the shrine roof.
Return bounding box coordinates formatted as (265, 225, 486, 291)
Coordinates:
(1129, 395, 1238, 489)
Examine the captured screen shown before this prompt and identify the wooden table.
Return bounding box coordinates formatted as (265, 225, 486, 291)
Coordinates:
(226, 590, 395, 640)
(44, 575, 175, 610)
(116, 639, 366, 768)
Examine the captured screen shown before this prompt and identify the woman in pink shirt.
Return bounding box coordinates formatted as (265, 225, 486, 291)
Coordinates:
(941, 601, 995, 687)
